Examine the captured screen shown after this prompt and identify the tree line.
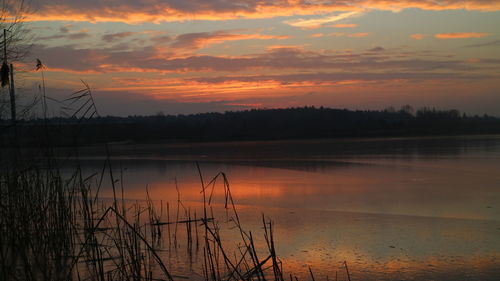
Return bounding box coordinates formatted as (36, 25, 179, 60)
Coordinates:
(3, 106, 500, 146)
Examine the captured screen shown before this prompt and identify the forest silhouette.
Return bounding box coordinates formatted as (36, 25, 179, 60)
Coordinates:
(4, 106, 500, 146)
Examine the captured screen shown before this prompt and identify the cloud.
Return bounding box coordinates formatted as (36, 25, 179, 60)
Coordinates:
(331, 24, 358, 28)
(368, 47, 385, 52)
(37, 26, 90, 41)
(27, 42, 500, 113)
(59, 24, 73, 33)
(318, 32, 369, 38)
(465, 39, 500, 48)
(325, 32, 346, 37)
(187, 71, 492, 85)
(348, 32, 369, 38)
(283, 11, 360, 29)
(30, 43, 498, 76)
(30, 44, 166, 73)
(169, 31, 289, 49)
(435, 32, 490, 39)
(25, 1, 500, 23)
(39, 33, 90, 41)
(151, 35, 173, 44)
(410, 34, 426, 40)
(102, 32, 137, 42)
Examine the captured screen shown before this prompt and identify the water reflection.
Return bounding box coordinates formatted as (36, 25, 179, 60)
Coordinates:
(65, 135, 500, 280)
(76, 157, 500, 221)
(74, 135, 500, 162)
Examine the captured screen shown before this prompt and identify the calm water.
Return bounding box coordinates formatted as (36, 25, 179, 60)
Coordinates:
(72, 135, 500, 280)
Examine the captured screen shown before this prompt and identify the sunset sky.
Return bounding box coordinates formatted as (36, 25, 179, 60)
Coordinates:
(18, 0, 500, 116)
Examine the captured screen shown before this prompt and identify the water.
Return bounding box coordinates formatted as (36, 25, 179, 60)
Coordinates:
(72, 135, 500, 280)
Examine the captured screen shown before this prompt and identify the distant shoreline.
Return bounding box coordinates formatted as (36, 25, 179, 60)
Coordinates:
(4, 106, 500, 147)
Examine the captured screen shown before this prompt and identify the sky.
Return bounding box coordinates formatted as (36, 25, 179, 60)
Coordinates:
(13, 0, 500, 116)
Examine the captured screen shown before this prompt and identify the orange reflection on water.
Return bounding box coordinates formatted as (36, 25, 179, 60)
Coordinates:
(141, 164, 381, 207)
(84, 136, 500, 280)
(234, 205, 500, 280)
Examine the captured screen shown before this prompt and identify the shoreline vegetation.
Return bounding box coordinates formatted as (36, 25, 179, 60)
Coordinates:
(2, 106, 500, 147)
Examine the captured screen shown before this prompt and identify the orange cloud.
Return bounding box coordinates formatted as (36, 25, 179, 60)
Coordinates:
(265, 45, 306, 51)
(349, 32, 370, 38)
(410, 34, 426, 40)
(24, 1, 500, 24)
(332, 24, 358, 28)
(170, 31, 290, 50)
(435, 33, 490, 39)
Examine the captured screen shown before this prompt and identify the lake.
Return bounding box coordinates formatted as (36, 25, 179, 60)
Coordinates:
(70, 135, 500, 280)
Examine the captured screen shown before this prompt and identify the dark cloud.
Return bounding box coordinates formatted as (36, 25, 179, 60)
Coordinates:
(465, 39, 500, 48)
(368, 46, 385, 52)
(37, 32, 90, 41)
(37, 25, 90, 41)
(151, 35, 173, 44)
(171, 31, 226, 49)
(31, 43, 163, 72)
(102, 32, 136, 42)
(59, 25, 72, 33)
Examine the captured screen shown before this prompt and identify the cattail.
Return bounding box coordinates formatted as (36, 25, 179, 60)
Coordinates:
(1, 61, 9, 87)
(36, 58, 44, 70)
